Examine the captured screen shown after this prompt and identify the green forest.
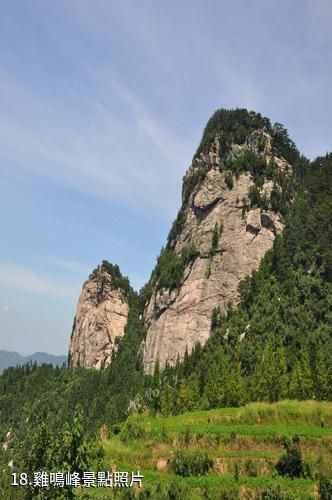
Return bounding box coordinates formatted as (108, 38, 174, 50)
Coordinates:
(1, 111, 332, 499)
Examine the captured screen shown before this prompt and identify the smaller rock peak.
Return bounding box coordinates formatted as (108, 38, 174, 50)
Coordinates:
(68, 260, 132, 369)
(89, 260, 132, 298)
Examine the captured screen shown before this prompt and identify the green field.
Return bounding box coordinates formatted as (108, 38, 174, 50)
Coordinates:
(78, 400, 332, 499)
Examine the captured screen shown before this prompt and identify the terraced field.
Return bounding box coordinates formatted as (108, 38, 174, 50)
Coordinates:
(79, 401, 332, 499)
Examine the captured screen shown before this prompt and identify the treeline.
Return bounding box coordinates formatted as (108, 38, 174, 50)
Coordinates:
(195, 108, 299, 165)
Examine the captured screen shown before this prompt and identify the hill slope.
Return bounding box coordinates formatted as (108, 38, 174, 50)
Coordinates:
(98, 401, 332, 499)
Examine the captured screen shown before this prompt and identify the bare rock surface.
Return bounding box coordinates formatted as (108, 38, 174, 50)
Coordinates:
(142, 132, 291, 374)
(68, 265, 129, 369)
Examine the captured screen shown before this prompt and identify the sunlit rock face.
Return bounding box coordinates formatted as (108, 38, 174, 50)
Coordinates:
(142, 131, 290, 374)
(68, 264, 129, 369)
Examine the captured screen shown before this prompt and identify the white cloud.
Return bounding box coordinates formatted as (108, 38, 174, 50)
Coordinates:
(0, 264, 78, 299)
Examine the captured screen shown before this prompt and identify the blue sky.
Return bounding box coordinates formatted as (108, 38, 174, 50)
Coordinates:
(0, 0, 331, 355)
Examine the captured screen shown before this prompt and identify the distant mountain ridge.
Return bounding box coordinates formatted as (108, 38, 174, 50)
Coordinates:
(0, 350, 66, 373)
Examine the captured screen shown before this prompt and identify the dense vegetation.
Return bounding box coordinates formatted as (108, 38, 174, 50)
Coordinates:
(0, 293, 151, 498)
(185, 109, 310, 222)
(182, 167, 209, 204)
(227, 148, 308, 212)
(195, 108, 299, 166)
(91, 260, 132, 297)
(141, 244, 198, 304)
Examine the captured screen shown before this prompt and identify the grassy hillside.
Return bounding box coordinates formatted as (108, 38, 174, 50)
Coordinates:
(77, 401, 332, 499)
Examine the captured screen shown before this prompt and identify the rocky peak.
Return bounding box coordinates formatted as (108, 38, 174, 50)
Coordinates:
(67, 109, 299, 375)
(68, 261, 131, 369)
(141, 110, 295, 374)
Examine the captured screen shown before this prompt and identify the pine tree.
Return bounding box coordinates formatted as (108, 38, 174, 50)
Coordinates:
(289, 350, 313, 400)
(51, 405, 91, 499)
(210, 223, 219, 255)
(272, 347, 288, 401)
(160, 386, 174, 415)
(313, 347, 329, 401)
(299, 350, 314, 399)
(224, 361, 246, 407)
(251, 341, 278, 402)
(60, 406, 90, 477)
(152, 360, 161, 414)
(288, 364, 302, 399)
(173, 372, 200, 413)
(204, 362, 226, 408)
(23, 416, 53, 499)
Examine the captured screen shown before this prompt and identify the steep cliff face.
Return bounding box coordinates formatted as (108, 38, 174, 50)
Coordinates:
(68, 262, 130, 369)
(142, 116, 293, 374)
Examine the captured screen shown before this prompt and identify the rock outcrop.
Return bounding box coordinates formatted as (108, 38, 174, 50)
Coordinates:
(67, 110, 296, 375)
(142, 127, 291, 374)
(68, 263, 130, 369)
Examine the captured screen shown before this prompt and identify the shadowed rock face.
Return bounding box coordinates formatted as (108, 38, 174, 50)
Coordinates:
(68, 265, 129, 369)
(142, 132, 290, 374)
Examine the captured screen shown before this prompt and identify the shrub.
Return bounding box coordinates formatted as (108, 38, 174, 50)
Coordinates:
(210, 223, 220, 255)
(160, 427, 170, 444)
(167, 482, 187, 500)
(225, 171, 234, 189)
(218, 487, 240, 499)
(227, 149, 268, 181)
(211, 307, 221, 330)
(245, 458, 258, 477)
(171, 450, 213, 476)
(152, 244, 198, 293)
(234, 461, 240, 481)
(230, 430, 237, 440)
(120, 415, 145, 442)
(318, 475, 332, 500)
(241, 197, 248, 218)
(270, 184, 283, 213)
(183, 427, 191, 447)
(261, 485, 296, 499)
(167, 209, 186, 247)
(275, 436, 304, 478)
(248, 185, 262, 208)
(92, 260, 132, 297)
(183, 167, 208, 202)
